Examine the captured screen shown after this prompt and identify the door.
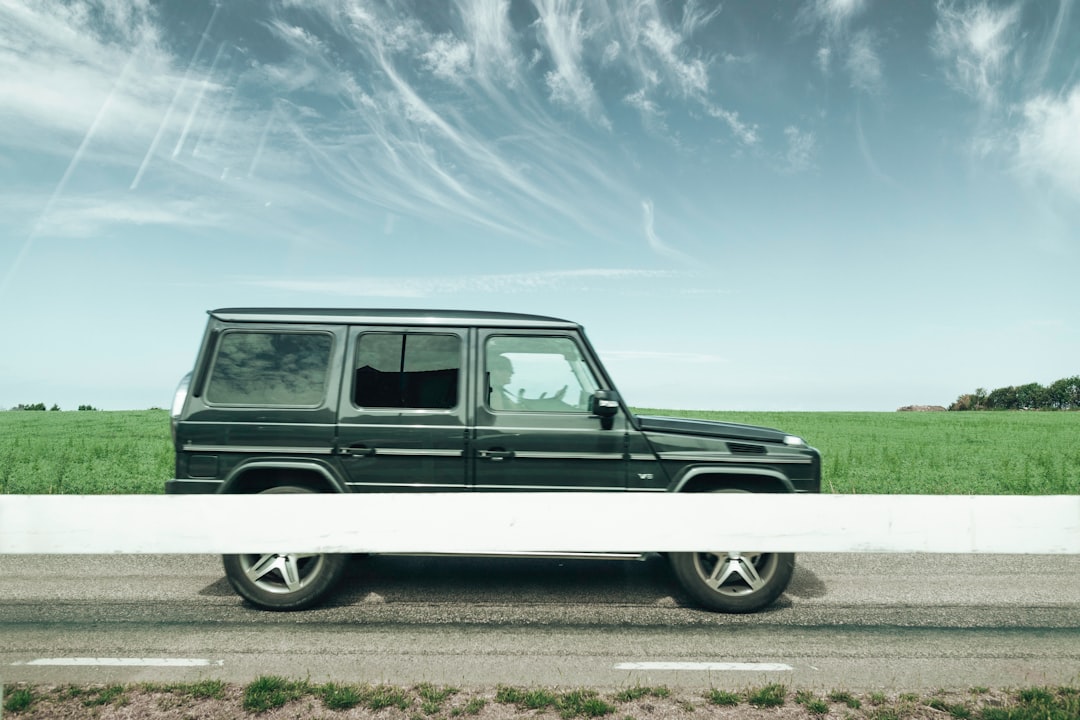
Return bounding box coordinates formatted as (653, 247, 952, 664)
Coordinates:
(473, 330, 627, 490)
(335, 327, 469, 491)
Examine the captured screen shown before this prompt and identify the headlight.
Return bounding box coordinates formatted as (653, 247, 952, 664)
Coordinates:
(170, 372, 192, 442)
(782, 435, 805, 447)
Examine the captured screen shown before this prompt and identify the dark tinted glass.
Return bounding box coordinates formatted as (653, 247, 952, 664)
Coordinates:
(206, 332, 332, 406)
(354, 333, 460, 408)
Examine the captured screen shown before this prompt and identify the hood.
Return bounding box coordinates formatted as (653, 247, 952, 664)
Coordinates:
(635, 415, 789, 444)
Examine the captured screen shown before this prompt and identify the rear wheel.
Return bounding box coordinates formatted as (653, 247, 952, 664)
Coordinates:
(222, 485, 348, 611)
(668, 489, 795, 613)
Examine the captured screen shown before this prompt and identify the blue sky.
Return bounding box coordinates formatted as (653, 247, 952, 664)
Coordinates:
(1, 0, 1077, 412)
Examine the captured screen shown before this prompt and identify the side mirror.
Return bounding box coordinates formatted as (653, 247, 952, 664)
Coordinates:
(590, 390, 620, 426)
(590, 391, 620, 417)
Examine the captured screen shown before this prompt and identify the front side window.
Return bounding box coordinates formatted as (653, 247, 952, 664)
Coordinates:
(354, 333, 460, 409)
(485, 336, 599, 412)
(206, 331, 333, 406)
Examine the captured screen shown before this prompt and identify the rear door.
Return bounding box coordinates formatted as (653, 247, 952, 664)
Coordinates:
(335, 326, 469, 491)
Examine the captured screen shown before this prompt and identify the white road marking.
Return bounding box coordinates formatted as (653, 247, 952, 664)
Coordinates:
(12, 658, 223, 667)
(615, 662, 793, 672)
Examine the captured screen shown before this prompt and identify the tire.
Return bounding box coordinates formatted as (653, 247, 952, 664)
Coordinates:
(668, 489, 795, 613)
(222, 485, 348, 611)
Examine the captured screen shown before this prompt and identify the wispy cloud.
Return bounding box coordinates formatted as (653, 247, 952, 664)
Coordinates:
(131, 3, 220, 190)
(533, 0, 610, 128)
(0, 2, 174, 152)
(640, 16, 709, 97)
(782, 125, 817, 174)
(1015, 86, 1080, 202)
(931, 0, 1021, 107)
(816, 46, 832, 74)
(846, 30, 882, 93)
(705, 106, 759, 146)
(241, 2, 633, 244)
(0, 32, 152, 295)
(596, 0, 758, 145)
(1031, 0, 1074, 90)
(623, 88, 667, 132)
(0, 2, 327, 253)
(799, 0, 879, 93)
(641, 199, 695, 265)
(800, 0, 868, 38)
(679, 0, 723, 37)
(456, 0, 521, 90)
(855, 105, 898, 186)
(0, 0, 782, 274)
(28, 195, 230, 238)
(929, 0, 1078, 206)
(421, 34, 473, 84)
(237, 268, 681, 298)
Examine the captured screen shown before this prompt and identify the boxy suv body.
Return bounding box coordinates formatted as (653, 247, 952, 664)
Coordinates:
(168, 308, 821, 612)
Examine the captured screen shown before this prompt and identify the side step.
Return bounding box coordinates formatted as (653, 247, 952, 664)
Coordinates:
(378, 551, 648, 561)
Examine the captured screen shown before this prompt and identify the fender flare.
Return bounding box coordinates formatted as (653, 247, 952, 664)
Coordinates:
(220, 459, 348, 494)
(668, 465, 795, 493)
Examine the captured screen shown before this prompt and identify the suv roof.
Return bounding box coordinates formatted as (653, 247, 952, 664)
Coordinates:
(210, 307, 580, 329)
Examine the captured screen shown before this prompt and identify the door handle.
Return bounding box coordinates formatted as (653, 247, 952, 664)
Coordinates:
(342, 445, 376, 457)
(478, 449, 514, 462)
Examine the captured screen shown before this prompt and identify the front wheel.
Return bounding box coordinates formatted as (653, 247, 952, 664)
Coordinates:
(222, 485, 348, 611)
(668, 490, 794, 613)
(669, 549, 794, 613)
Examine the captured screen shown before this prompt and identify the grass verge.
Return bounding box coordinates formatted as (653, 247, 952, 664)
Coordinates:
(2, 681, 1078, 718)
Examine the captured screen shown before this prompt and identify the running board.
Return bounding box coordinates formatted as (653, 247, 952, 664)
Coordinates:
(378, 551, 648, 561)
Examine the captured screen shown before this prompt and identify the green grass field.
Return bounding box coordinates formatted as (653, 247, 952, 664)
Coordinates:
(1, 409, 1077, 495)
(0, 410, 172, 494)
(636, 409, 1080, 495)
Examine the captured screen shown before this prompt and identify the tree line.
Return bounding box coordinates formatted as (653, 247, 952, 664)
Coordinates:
(8, 403, 99, 411)
(950, 376, 1080, 411)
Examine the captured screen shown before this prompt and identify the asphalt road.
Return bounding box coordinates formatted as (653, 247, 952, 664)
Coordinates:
(1, 553, 1078, 691)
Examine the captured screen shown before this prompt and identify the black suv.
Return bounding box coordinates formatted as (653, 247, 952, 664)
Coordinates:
(168, 308, 820, 613)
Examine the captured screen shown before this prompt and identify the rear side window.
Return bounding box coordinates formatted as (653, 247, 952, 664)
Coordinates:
(354, 333, 460, 409)
(205, 331, 333, 406)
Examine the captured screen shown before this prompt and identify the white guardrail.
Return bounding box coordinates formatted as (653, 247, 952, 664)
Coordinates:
(0, 494, 1078, 555)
